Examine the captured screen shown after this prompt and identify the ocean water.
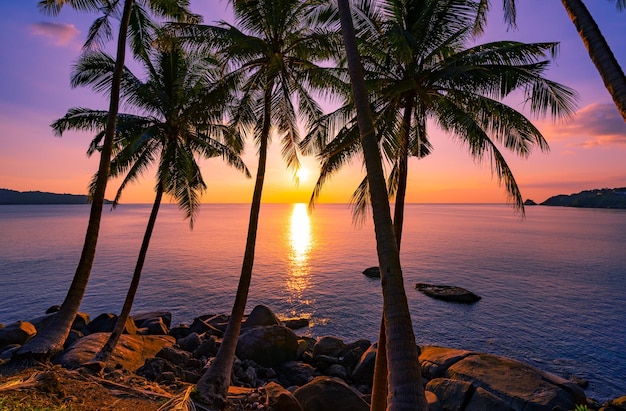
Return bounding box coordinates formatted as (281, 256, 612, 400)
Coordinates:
(1, 203, 625, 400)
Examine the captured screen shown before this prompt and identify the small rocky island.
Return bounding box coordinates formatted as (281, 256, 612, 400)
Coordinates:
(0, 188, 111, 205)
(540, 187, 626, 209)
(415, 283, 482, 303)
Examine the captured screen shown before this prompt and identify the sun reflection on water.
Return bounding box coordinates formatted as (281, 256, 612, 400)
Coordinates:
(286, 203, 313, 315)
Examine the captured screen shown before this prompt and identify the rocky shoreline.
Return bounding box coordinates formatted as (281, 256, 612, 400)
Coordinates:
(1, 305, 625, 411)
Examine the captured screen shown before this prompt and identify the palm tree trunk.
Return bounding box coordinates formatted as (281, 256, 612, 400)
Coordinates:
(90, 183, 163, 368)
(16, 0, 134, 359)
(336, 1, 427, 410)
(196, 87, 272, 409)
(561, 0, 626, 121)
(371, 101, 412, 411)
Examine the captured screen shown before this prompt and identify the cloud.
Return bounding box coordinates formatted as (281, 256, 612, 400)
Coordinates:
(540, 103, 626, 148)
(30, 22, 79, 47)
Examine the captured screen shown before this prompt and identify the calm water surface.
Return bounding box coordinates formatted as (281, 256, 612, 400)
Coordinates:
(1, 203, 625, 400)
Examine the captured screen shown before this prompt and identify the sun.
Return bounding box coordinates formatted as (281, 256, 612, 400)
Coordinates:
(296, 167, 310, 183)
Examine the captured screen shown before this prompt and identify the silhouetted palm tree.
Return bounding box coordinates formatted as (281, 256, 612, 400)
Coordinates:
(51, 40, 249, 369)
(317, 0, 577, 409)
(495, 0, 625, 121)
(18, 0, 199, 360)
(172, 0, 338, 407)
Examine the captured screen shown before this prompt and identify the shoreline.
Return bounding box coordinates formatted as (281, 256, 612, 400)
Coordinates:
(2, 305, 625, 411)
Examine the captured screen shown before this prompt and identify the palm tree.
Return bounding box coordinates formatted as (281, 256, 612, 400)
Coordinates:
(172, 0, 338, 407)
(51, 41, 250, 369)
(316, 1, 577, 409)
(496, 0, 626, 121)
(336, 0, 428, 409)
(17, 0, 198, 360)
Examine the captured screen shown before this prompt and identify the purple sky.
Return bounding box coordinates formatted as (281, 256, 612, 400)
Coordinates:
(0, 1, 624, 204)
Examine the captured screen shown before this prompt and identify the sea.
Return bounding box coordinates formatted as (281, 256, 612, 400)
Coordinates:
(1, 203, 625, 401)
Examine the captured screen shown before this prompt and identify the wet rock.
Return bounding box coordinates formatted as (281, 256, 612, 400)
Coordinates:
(602, 395, 626, 411)
(362, 267, 380, 278)
(282, 318, 310, 330)
(415, 283, 481, 303)
(294, 376, 369, 411)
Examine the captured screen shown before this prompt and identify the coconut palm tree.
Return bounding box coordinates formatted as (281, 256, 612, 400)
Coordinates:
(51, 40, 250, 369)
(318, 0, 577, 409)
(17, 0, 199, 360)
(336, 0, 428, 409)
(496, 0, 626, 121)
(171, 0, 338, 407)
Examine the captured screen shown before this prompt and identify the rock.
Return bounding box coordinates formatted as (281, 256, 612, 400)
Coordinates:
(0, 345, 20, 360)
(419, 346, 476, 379)
(426, 378, 474, 410)
(524, 199, 537, 206)
(362, 267, 380, 278)
(602, 395, 626, 411)
(279, 361, 316, 387)
(0, 321, 36, 346)
(243, 305, 282, 328)
(28, 312, 90, 333)
(45, 305, 61, 314)
(415, 283, 481, 303)
(131, 311, 172, 329)
(426, 390, 443, 411)
(236, 325, 298, 367)
(294, 376, 369, 411)
(155, 346, 192, 366)
(141, 317, 169, 335)
(83, 313, 137, 335)
(263, 381, 304, 411)
(325, 364, 348, 380)
(177, 332, 202, 352)
(352, 343, 377, 385)
(282, 318, 310, 330)
(312, 336, 346, 359)
(446, 352, 586, 411)
(193, 334, 218, 359)
(56, 332, 174, 371)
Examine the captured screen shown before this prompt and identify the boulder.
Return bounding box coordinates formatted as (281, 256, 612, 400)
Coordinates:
(446, 353, 585, 411)
(131, 311, 172, 329)
(419, 346, 476, 379)
(177, 332, 202, 352)
(362, 267, 380, 278)
(279, 361, 316, 387)
(56, 332, 174, 371)
(155, 346, 192, 366)
(0, 321, 36, 346)
(294, 376, 369, 411)
(415, 283, 481, 303)
(243, 305, 282, 328)
(352, 343, 377, 385)
(426, 378, 474, 411)
(263, 381, 304, 411)
(426, 390, 443, 411)
(141, 317, 169, 335)
(312, 336, 346, 359)
(236, 325, 298, 367)
(83, 313, 137, 335)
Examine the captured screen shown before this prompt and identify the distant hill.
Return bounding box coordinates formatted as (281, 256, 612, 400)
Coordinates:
(0, 188, 111, 205)
(541, 187, 626, 209)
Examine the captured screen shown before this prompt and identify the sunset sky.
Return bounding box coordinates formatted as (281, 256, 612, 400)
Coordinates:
(1, 1, 624, 205)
